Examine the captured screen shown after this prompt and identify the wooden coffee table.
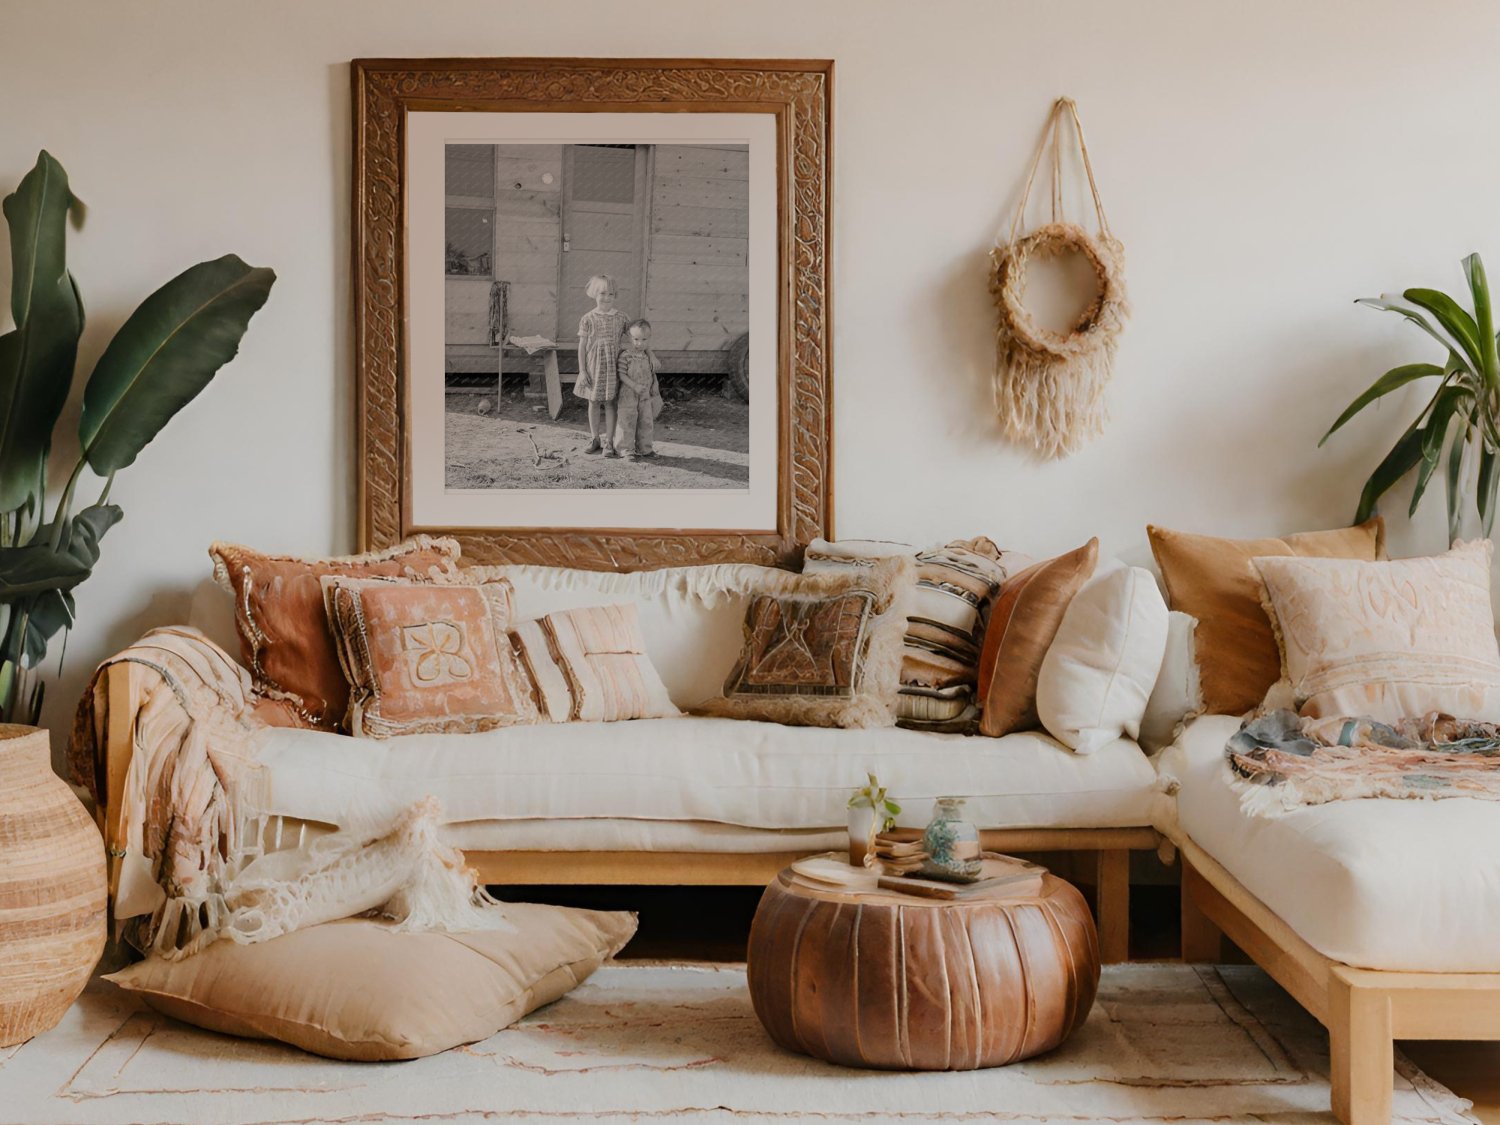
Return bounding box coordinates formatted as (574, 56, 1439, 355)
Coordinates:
(747, 857, 1100, 1070)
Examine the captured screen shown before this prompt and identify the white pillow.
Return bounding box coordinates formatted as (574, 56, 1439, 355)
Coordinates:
(1138, 611, 1202, 752)
(1036, 564, 1169, 754)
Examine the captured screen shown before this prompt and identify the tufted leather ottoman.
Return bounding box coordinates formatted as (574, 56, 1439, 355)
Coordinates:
(747, 864, 1100, 1070)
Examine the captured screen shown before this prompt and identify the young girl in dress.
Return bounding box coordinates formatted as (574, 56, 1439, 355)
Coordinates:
(575, 274, 629, 457)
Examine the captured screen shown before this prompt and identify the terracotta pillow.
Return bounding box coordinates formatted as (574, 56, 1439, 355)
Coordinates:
(976, 539, 1098, 737)
(1255, 540, 1500, 722)
(699, 555, 915, 729)
(510, 603, 679, 723)
(322, 575, 539, 738)
(210, 537, 461, 730)
(1147, 518, 1385, 716)
(105, 904, 637, 1061)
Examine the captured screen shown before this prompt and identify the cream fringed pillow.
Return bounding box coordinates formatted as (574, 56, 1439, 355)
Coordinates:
(322, 575, 540, 738)
(1254, 540, 1500, 722)
(105, 905, 637, 1061)
(698, 555, 915, 729)
(510, 603, 679, 723)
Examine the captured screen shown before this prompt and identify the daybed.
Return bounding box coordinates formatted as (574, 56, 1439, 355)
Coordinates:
(89, 559, 1163, 964)
(1161, 715, 1500, 1125)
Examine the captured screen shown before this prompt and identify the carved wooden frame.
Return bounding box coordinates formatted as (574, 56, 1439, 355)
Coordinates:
(352, 57, 833, 569)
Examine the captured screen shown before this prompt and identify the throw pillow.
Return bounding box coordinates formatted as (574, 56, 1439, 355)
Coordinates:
(105, 903, 637, 1061)
(322, 575, 539, 738)
(509, 603, 679, 723)
(1137, 611, 1203, 752)
(1146, 518, 1385, 716)
(699, 554, 916, 729)
(976, 538, 1099, 738)
(803, 537, 1023, 731)
(1254, 540, 1500, 722)
(210, 537, 461, 730)
(1035, 564, 1169, 754)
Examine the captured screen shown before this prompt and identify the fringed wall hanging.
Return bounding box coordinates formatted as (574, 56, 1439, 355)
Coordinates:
(990, 97, 1129, 460)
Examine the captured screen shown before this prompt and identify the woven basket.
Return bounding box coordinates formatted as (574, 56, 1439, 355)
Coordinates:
(0, 724, 106, 1046)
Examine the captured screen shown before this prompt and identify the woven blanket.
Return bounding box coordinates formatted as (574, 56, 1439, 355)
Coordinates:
(69, 628, 509, 959)
(1226, 708, 1500, 816)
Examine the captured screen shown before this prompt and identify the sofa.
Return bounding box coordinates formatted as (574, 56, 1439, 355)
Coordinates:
(91, 557, 1166, 965)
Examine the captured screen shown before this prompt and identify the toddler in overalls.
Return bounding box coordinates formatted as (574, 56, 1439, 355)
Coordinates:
(615, 319, 663, 461)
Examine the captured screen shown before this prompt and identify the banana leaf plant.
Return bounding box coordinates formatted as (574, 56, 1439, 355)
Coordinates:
(0, 151, 274, 725)
(1323, 253, 1500, 545)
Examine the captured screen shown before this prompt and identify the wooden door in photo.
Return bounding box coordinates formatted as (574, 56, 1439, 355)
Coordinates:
(559, 145, 648, 341)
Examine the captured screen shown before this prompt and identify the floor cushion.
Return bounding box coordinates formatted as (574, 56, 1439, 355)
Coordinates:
(1159, 714, 1500, 972)
(105, 903, 637, 1060)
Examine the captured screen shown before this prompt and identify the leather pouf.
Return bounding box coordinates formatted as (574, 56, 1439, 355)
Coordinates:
(748, 869, 1099, 1070)
(0, 725, 106, 1046)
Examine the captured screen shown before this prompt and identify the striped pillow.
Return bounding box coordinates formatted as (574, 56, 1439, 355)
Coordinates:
(803, 538, 1024, 731)
(510, 603, 679, 723)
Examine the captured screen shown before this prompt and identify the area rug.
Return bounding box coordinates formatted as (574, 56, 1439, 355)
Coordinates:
(0, 962, 1475, 1124)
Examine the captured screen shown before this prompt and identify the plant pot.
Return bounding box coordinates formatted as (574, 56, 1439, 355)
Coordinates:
(847, 805, 878, 866)
(0, 724, 106, 1046)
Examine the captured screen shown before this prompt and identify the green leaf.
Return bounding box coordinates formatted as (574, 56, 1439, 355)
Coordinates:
(1320, 363, 1443, 445)
(0, 542, 91, 598)
(1404, 287, 1484, 372)
(0, 151, 84, 512)
(54, 503, 121, 568)
(1481, 447, 1500, 536)
(1355, 422, 1426, 524)
(1357, 296, 1473, 367)
(1410, 387, 1469, 517)
(1462, 253, 1499, 389)
(1446, 415, 1469, 544)
(79, 254, 274, 474)
(20, 589, 72, 667)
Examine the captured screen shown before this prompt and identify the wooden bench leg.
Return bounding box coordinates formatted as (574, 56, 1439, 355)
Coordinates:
(1095, 848, 1130, 964)
(1179, 858, 1224, 963)
(1329, 968, 1393, 1125)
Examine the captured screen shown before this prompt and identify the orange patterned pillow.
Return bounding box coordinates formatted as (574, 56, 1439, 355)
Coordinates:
(510, 604, 679, 723)
(211, 537, 461, 730)
(322, 575, 539, 738)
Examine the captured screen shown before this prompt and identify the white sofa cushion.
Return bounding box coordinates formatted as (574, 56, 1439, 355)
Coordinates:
(1035, 564, 1168, 754)
(1158, 714, 1500, 972)
(249, 717, 1158, 834)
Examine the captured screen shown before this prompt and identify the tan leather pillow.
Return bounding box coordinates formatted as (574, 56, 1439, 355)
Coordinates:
(104, 904, 637, 1061)
(323, 575, 540, 737)
(210, 537, 461, 729)
(1147, 518, 1385, 716)
(977, 539, 1099, 737)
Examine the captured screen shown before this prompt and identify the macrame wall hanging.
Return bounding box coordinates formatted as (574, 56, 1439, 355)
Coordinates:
(990, 97, 1129, 460)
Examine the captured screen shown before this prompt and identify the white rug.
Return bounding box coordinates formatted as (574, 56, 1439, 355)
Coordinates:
(0, 962, 1475, 1124)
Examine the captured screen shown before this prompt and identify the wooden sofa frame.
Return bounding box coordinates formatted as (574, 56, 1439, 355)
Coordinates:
(99, 661, 1156, 963)
(1178, 835, 1500, 1125)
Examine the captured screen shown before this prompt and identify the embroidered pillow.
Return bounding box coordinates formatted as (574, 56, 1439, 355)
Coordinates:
(1147, 519, 1385, 716)
(1254, 540, 1500, 723)
(510, 603, 679, 723)
(803, 537, 1025, 731)
(700, 555, 915, 729)
(210, 537, 461, 730)
(977, 538, 1099, 738)
(322, 575, 539, 738)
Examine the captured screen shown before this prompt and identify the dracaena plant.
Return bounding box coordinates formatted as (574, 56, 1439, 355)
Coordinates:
(0, 151, 274, 725)
(1323, 253, 1500, 544)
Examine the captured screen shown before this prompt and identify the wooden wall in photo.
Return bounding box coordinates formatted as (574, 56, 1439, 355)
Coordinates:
(643, 144, 750, 354)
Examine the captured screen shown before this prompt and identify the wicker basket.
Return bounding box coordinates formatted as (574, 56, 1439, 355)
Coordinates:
(0, 724, 106, 1047)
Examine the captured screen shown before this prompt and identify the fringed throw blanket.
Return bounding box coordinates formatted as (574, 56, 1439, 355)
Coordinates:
(1227, 708, 1500, 816)
(70, 627, 509, 959)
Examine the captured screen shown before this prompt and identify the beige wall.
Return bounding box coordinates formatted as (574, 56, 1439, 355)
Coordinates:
(1, 0, 1496, 743)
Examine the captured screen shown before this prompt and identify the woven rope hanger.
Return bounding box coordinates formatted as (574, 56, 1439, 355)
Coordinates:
(990, 97, 1129, 461)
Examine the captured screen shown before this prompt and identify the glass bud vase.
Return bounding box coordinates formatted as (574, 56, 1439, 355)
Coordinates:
(921, 797, 983, 882)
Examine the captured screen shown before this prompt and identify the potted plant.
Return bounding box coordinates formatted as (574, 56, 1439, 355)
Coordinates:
(1323, 253, 1500, 543)
(0, 151, 274, 724)
(846, 772, 901, 865)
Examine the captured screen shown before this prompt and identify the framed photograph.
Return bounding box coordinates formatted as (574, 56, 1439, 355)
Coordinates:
(352, 58, 833, 569)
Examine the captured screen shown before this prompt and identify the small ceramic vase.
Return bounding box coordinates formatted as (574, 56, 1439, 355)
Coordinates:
(921, 797, 983, 882)
(847, 804, 878, 866)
